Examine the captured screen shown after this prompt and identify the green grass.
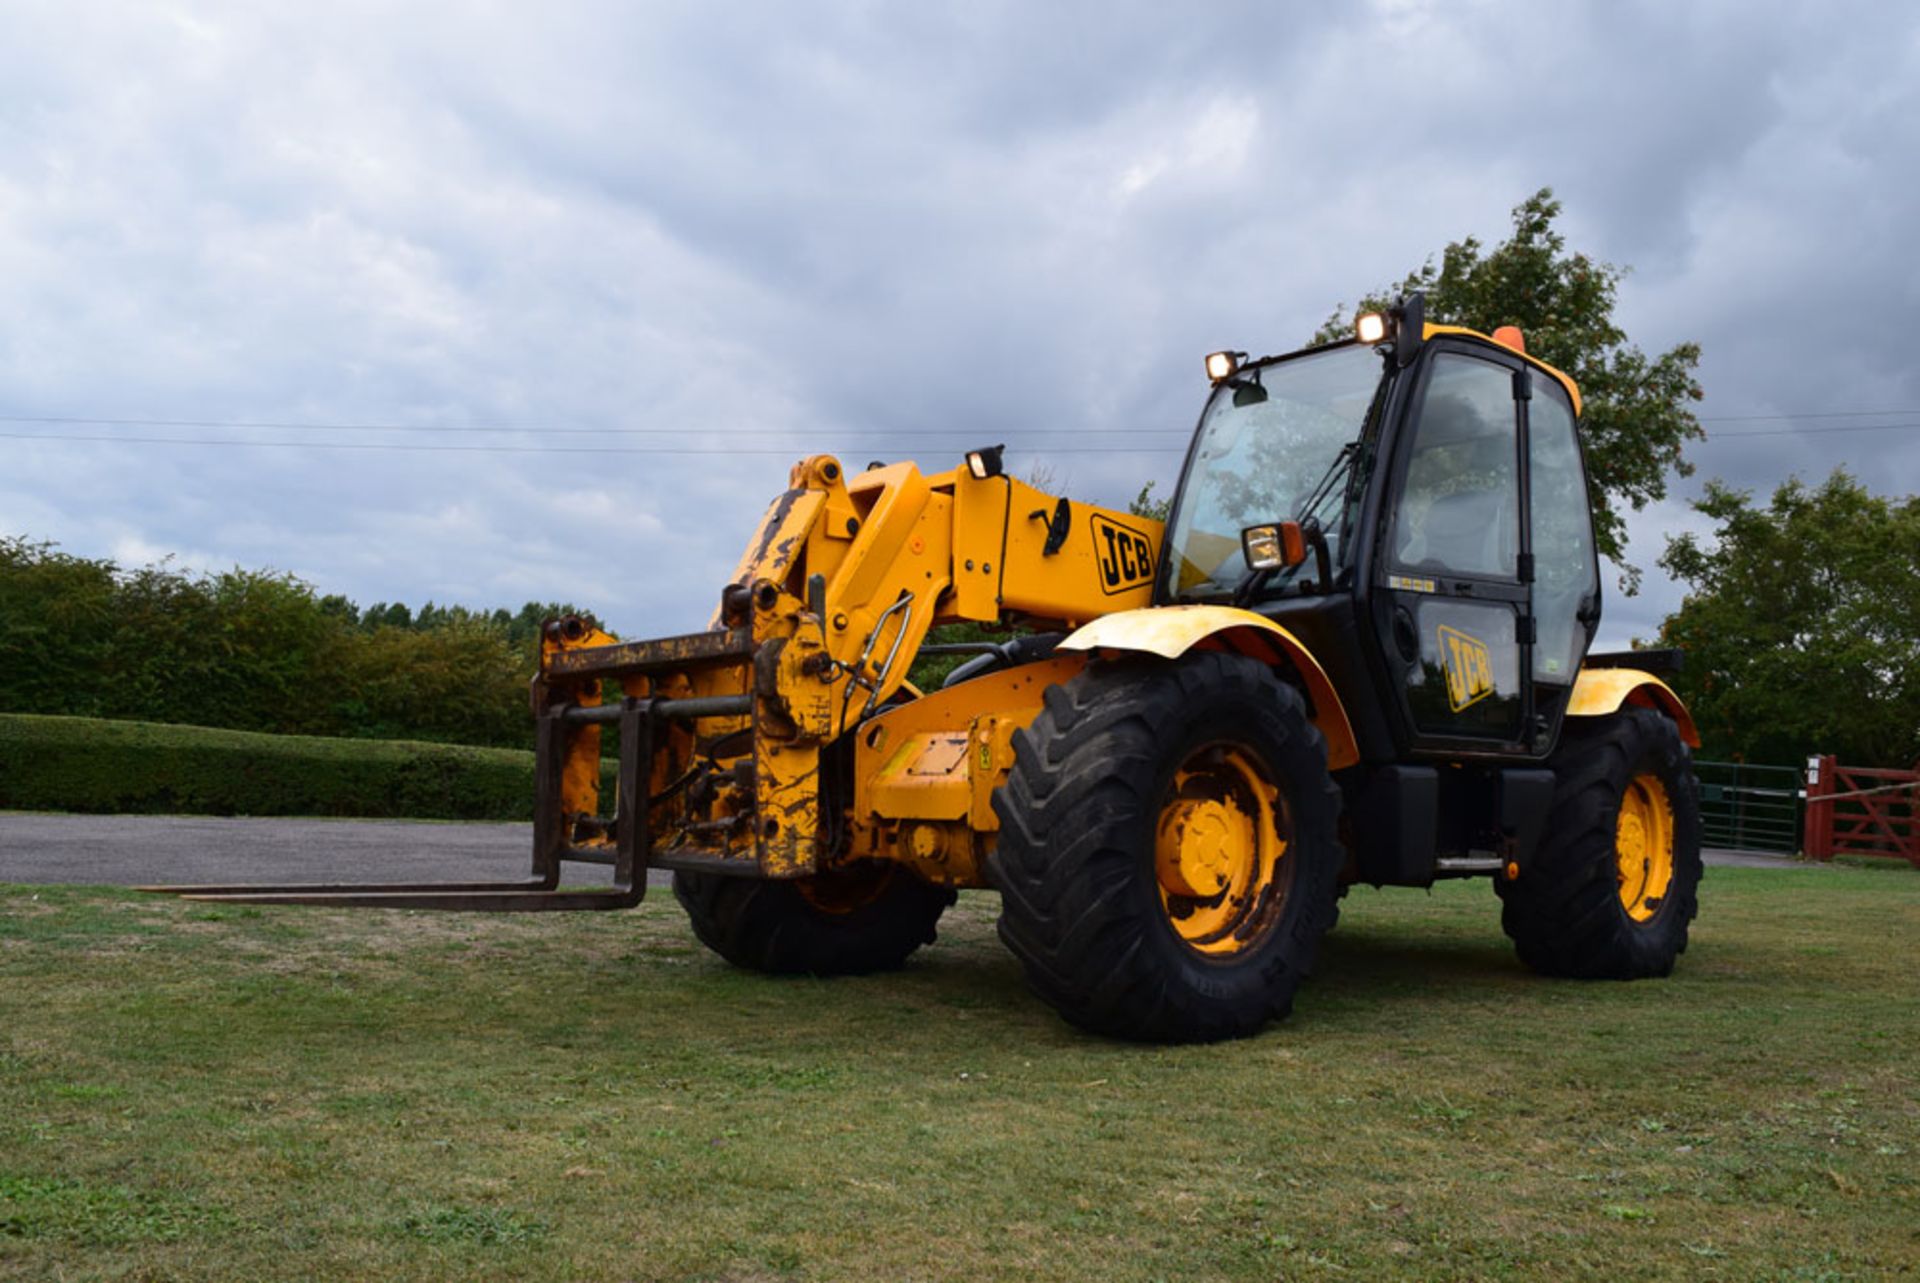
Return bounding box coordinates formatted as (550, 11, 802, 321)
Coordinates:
(2, 865, 1916, 1280)
(0, 713, 616, 820)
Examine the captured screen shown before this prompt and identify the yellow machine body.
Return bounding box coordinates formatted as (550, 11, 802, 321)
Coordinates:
(536, 453, 1179, 886)
(534, 453, 1697, 893)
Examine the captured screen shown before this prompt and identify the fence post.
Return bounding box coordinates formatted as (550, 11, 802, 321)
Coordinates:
(1803, 754, 1835, 861)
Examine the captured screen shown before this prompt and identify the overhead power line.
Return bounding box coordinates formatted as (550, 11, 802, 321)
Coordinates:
(1, 409, 1915, 456)
(0, 413, 1187, 438)
(1699, 421, 1920, 440)
(0, 431, 1186, 456)
(2, 407, 1916, 434)
(1698, 409, 1920, 422)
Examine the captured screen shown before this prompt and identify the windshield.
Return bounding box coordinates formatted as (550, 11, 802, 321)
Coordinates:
(1162, 343, 1388, 601)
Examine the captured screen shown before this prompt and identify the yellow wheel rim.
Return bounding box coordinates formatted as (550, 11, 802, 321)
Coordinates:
(1154, 745, 1292, 956)
(1616, 773, 1675, 923)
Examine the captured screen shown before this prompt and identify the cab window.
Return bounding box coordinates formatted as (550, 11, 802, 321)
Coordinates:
(1528, 387, 1597, 682)
(1390, 355, 1518, 581)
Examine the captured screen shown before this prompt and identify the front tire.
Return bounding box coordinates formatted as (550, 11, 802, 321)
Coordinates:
(990, 652, 1343, 1042)
(1498, 708, 1703, 978)
(673, 863, 955, 976)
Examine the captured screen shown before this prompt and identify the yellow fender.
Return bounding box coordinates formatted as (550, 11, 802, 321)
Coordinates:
(1567, 668, 1700, 748)
(1057, 605, 1360, 770)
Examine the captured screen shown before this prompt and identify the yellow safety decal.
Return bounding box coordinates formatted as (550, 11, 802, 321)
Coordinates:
(1438, 625, 1495, 711)
(1089, 512, 1156, 595)
(1388, 573, 1437, 594)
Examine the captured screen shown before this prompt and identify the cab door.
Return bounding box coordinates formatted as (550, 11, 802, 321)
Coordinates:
(1374, 347, 1535, 754)
(1524, 379, 1601, 749)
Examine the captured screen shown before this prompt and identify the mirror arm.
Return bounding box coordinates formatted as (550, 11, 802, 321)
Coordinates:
(1302, 517, 1334, 594)
(1230, 566, 1272, 609)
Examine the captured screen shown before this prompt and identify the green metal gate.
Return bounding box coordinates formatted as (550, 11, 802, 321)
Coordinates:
(1695, 761, 1802, 854)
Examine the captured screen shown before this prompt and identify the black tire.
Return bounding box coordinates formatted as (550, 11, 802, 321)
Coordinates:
(989, 652, 1344, 1043)
(1498, 707, 1703, 978)
(672, 863, 955, 976)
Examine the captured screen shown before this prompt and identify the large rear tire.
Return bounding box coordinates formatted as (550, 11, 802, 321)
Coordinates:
(990, 652, 1343, 1042)
(673, 863, 955, 976)
(1498, 707, 1703, 978)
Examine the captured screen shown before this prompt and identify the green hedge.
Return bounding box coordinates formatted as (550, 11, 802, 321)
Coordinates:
(0, 714, 614, 820)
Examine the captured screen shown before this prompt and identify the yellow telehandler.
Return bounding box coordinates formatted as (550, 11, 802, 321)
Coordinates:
(154, 295, 1703, 1042)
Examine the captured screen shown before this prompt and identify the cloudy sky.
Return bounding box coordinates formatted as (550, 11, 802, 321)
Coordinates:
(3, 0, 1915, 647)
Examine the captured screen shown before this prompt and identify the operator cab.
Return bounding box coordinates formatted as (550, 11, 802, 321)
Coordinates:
(1158, 296, 1601, 767)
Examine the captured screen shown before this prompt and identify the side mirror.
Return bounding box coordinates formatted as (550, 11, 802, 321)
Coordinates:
(1242, 521, 1308, 572)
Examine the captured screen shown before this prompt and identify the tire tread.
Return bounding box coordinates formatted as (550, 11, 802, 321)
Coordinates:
(990, 652, 1343, 1042)
(1498, 708, 1702, 978)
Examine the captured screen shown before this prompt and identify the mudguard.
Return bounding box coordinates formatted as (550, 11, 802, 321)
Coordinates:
(1567, 668, 1700, 747)
(1058, 605, 1360, 769)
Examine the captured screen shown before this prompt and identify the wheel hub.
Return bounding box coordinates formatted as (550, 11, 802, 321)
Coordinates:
(1618, 810, 1648, 860)
(1153, 746, 1291, 956)
(1155, 797, 1247, 899)
(1615, 772, 1675, 923)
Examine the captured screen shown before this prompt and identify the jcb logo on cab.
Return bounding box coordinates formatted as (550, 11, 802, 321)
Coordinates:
(1437, 625, 1495, 712)
(1090, 514, 1155, 595)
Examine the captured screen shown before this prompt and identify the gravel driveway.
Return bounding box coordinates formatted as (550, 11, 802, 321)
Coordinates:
(0, 812, 630, 888)
(0, 812, 1797, 887)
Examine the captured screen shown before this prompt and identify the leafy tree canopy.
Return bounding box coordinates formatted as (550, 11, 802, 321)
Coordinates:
(1657, 469, 1920, 766)
(1314, 189, 1703, 589)
(1128, 481, 1171, 523)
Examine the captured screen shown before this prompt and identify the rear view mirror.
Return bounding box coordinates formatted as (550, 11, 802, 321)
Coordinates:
(1242, 521, 1307, 572)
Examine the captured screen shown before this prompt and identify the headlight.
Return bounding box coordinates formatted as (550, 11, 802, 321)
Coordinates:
(1241, 521, 1307, 572)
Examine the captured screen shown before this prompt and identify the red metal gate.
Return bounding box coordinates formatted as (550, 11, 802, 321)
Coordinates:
(1803, 756, 1920, 867)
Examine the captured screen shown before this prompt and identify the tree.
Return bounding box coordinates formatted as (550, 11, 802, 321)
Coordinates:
(1316, 189, 1703, 589)
(1128, 481, 1171, 523)
(1656, 469, 1920, 766)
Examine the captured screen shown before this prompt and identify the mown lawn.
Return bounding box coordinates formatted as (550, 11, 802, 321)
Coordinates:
(2, 864, 1916, 1281)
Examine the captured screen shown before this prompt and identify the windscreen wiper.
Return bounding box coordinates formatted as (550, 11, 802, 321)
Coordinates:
(1230, 442, 1357, 607)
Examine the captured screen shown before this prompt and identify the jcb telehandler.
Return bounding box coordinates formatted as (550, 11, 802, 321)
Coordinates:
(155, 295, 1703, 1042)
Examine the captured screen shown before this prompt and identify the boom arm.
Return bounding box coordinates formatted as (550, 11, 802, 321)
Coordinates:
(533, 454, 1163, 883)
(721, 453, 1161, 717)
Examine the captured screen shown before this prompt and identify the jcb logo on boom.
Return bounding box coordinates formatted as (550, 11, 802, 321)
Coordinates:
(1437, 625, 1496, 712)
(1090, 514, 1155, 595)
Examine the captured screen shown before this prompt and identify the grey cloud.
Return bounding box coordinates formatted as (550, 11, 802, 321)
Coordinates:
(1, 0, 1915, 643)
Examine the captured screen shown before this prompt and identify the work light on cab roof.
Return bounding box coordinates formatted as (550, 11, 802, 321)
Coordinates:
(1204, 350, 1243, 384)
